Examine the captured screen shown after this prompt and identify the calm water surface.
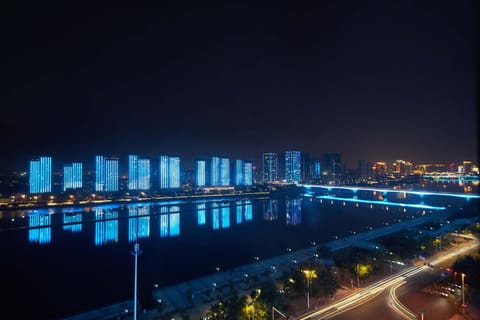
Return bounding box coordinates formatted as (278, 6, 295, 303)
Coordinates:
(0, 191, 471, 319)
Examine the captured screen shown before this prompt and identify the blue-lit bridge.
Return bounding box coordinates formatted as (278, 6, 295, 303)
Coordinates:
(299, 184, 480, 211)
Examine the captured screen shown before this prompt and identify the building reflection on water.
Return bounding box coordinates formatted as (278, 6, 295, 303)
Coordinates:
(23, 198, 304, 246)
(28, 210, 52, 245)
(95, 207, 119, 246)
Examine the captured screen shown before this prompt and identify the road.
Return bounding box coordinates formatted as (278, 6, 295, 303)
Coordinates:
(295, 238, 479, 320)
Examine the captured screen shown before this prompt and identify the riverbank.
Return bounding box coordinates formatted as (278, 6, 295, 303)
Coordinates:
(0, 191, 272, 212)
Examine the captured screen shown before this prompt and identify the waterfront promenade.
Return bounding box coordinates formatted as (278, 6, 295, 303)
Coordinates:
(63, 202, 475, 320)
(146, 209, 460, 319)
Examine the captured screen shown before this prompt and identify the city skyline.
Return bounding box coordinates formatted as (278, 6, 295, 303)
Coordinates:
(1, 1, 477, 172)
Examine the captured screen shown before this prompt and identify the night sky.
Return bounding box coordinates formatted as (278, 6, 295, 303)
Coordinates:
(1, 1, 477, 172)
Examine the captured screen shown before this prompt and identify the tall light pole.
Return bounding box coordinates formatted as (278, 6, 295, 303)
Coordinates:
(461, 273, 466, 307)
(356, 264, 360, 288)
(132, 243, 141, 320)
(303, 270, 317, 309)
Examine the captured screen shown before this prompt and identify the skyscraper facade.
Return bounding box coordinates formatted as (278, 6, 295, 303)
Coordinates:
(310, 159, 322, 181)
(29, 156, 52, 193)
(195, 160, 207, 187)
(128, 155, 151, 190)
(285, 151, 302, 183)
(210, 157, 220, 186)
(234, 160, 244, 185)
(95, 156, 119, 192)
(159, 155, 181, 189)
(262, 152, 278, 183)
(63, 162, 82, 191)
(244, 161, 253, 186)
(220, 158, 230, 186)
(169, 156, 180, 188)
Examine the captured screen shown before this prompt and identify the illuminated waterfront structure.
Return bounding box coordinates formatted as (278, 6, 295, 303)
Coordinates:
(244, 161, 253, 186)
(195, 160, 207, 187)
(159, 156, 181, 189)
(235, 160, 244, 185)
(29, 156, 52, 194)
(210, 157, 220, 186)
(285, 151, 302, 183)
(262, 152, 278, 183)
(392, 160, 413, 177)
(220, 158, 230, 186)
(95, 156, 119, 192)
(128, 155, 150, 190)
(63, 162, 82, 191)
(310, 159, 322, 181)
(233, 160, 253, 186)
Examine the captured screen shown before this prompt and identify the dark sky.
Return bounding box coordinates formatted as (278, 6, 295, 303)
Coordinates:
(1, 1, 477, 172)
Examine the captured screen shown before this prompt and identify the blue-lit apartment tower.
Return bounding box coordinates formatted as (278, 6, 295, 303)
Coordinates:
(285, 151, 302, 183)
(159, 155, 181, 189)
(262, 152, 278, 183)
(95, 156, 119, 192)
(244, 161, 253, 186)
(234, 160, 253, 186)
(63, 162, 83, 191)
(128, 155, 151, 190)
(220, 158, 230, 186)
(29, 156, 52, 193)
(195, 160, 207, 187)
(210, 157, 220, 186)
(234, 160, 244, 185)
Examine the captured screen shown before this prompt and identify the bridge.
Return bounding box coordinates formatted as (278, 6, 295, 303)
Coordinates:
(300, 184, 480, 200)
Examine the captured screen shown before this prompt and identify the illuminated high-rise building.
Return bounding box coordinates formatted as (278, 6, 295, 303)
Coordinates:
(244, 161, 253, 186)
(234, 160, 244, 185)
(95, 156, 119, 192)
(63, 162, 83, 191)
(169, 157, 180, 188)
(285, 151, 302, 183)
(220, 158, 230, 186)
(210, 157, 221, 186)
(29, 156, 52, 194)
(262, 152, 278, 183)
(159, 155, 181, 189)
(195, 160, 207, 187)
(310, 159, 322, 181)
(128, 155, 151, 190)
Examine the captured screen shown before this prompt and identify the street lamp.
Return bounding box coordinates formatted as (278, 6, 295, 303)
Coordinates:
(461, 273, 466, 307)
(249, 288, 261, 320)
(131, 243, 142, 320)
(302, 269, 317, 309)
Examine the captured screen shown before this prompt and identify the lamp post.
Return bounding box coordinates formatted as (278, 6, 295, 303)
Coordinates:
(302, 270, 317, 309)
(356, 264, 360, 288)
(131, 243, 142, 320)
(461, 273, 466, 307)
(250, 288, 261, 320)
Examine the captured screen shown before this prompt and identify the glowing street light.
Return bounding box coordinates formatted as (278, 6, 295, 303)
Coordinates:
(461, 273, 466, 307)
(302, 269, 317, 309)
